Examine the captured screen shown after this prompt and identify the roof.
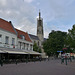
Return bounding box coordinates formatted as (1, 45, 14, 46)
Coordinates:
(29, 34, 40, 40)
(15, 29, 32, 42)
(0, 18, 16, 34)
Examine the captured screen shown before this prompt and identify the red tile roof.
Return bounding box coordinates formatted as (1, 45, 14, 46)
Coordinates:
(15, 28, 32, 42)
(0, 18, 16, 34)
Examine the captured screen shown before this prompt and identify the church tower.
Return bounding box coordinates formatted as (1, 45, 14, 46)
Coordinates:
(37, 10, 44, 43)
(37, 10, 46, 58)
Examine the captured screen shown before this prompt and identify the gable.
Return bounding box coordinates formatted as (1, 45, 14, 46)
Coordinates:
(15, 29, 32, 42)
(0, 18, 16, 34)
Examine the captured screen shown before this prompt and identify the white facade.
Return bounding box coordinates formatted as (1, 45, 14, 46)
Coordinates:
(0, 28, 33, 51)
(0, 29, 17, 48)
(17, 38, 33, 51)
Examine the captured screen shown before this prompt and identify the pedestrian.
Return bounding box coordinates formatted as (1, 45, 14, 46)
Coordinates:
(65, 55, 67, 65)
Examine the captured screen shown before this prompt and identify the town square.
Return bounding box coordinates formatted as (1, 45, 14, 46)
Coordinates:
(0, 59, 75, 75)
(0, 0, 75, 75)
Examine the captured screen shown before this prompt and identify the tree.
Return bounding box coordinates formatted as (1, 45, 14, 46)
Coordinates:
(66, 25, 75, 53)
(33, 43, 42, 53)
(43, 30, 67, 56)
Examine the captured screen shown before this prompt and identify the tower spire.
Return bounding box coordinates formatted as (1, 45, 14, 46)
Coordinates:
(37, 9, 44, 42)
(39, 9, 41, 19)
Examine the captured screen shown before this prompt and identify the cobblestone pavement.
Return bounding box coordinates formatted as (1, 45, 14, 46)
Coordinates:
(0, 59, 75, 75)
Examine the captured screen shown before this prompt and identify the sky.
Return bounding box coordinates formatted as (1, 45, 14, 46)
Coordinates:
(0, 0, 75, 38)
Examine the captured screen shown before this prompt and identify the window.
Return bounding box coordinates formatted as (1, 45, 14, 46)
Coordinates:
(27, 44, 29, 50)
(22, 43, 25, 49)
(20, 35, 25, 40)
(24, 43, 25, 49)
(30, 45, 33, 50)
(0, 35, 2, 42)
(18, 42, 21, 49)
(5, 36, 9, 44)
(12, 38, 15, 45)
(22, 35, 25, 40)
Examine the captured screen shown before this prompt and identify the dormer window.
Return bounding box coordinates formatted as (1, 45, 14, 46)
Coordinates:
(22, 35, 25, 40)
(20, 35, 25, 40)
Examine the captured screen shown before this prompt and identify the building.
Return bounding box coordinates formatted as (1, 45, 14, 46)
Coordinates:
(0, 18, 40, 63)
(37, 10, 44, 43)
(29, 11, 46, 58)
(0, 10, 46, 61)
(0, 18, 17, 48)
(29, 34, 41, 47)
(16, 29, 33, 51)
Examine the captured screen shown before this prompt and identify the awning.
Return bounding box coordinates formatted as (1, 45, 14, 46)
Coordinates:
(24, 50, 41, 55)
(4, 50, 28, 54)
(29, 51, 41, 55)
(0, 48, 28, 54)
(0, 47, 40, 55)
(0, 50, 6, 53)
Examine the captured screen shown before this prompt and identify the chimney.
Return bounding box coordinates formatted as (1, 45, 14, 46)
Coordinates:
(9, 21, 12, 24)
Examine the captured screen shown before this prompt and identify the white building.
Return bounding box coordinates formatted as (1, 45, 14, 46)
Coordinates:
(0, 18, 40, 61)
(15, 28, 33, 51)
(0, 18, 33, 50)
(0, 19, 17, 48)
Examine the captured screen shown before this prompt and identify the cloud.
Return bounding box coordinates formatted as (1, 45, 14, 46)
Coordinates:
(0, 0, 37, 35)
(0, 0, 7, 6)
(0, 0, 75, 38)
(16, 17, 36, 34)
(40, 0, 75, 37)
(66, 0, 75, 6)
(37, 2, 40, 5)
(40, 0, 75, 23)
(24, 0, 34, 3)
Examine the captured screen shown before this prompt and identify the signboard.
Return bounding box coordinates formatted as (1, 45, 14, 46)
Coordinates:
(57, 51, 63, 52)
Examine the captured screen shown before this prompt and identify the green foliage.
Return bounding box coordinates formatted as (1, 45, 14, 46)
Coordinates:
(33, 43, 42, 53)
(66, 24, 75, 53)
(43, 30, 67, 56)
(43, 24, 75, 56)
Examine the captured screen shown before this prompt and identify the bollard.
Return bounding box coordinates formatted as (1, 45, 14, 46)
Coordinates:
(16, 59, 17, 65)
